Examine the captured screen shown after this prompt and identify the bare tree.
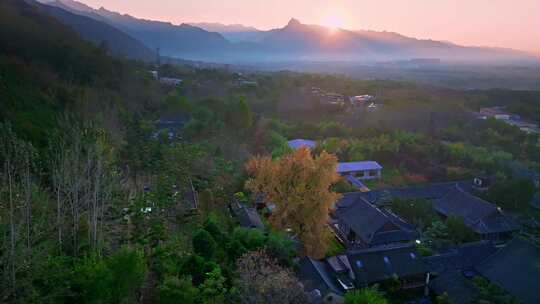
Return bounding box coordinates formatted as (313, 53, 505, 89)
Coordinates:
(0, 123, 36, 293)
(50, 116, 118, 256)
(236, 250, 308, 304)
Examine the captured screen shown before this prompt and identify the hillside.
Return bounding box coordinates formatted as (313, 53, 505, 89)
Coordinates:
(51, 2, 234, 59)
(0, 0, 160, 145)
(3, 1, 540, 304)
(38, 2, 153, 60)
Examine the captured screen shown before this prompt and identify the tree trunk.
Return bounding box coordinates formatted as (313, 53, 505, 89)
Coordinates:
(7, 161, 16, 292)
(24, 159, 31, 252)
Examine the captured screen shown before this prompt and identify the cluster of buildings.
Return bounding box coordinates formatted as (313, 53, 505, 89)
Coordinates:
(310, 87, 346, 106)
(476, 106, 539, 134)
(349, 95, 375, 106)
(298, 179, 539, 304)
(287, 139, 382, 191)
(380, 58, 442, 69)
(149, 70, 183, 86)
(309, 87, 378, 111)
(152, 113, 188, 140)
(233, 72, 258, 87)
(230, 138, 540, 303)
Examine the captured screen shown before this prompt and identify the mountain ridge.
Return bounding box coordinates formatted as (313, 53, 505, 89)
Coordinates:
(33, 0, 154, 60)
(46, 1, 537, 63)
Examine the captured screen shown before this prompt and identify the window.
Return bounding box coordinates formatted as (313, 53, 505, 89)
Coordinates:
(409, 252, 417, 259)
(356, 260, 363, 268)
(383, 256, 390, 264)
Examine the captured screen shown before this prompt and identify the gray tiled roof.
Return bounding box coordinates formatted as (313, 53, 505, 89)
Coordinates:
(232, 202, 264, 230)
(347, 245, 427, 286)
(435, 187, 519, 234)
(334, 196, 416, 245)
(423, 241, 497, 274)
(357, 181, 475, 206)
(476, 238, 540, 304)
(430, 271, 478, 304)
(435, 187, 497, 223)
(298, 257, 343, 296)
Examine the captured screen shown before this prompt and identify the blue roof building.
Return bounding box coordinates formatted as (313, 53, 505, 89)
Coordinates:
(337, 161, 382, 180)
(287, 139, 317, 150)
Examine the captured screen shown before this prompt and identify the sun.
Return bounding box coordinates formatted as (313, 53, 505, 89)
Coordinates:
(322, 15, 344, 31)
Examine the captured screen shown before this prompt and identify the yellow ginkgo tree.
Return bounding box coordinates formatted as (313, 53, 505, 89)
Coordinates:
(245, 147, 341, 258)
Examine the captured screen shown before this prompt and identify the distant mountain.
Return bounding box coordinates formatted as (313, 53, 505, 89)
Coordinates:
(45, 0, 536, 64)
(188, 22, 268, 43)
(47, 0, 233, 60)
(255, 18, 533, 62)
(42, 0, 94, 12)
(189, 22, 259, 33)
(34, 1, 153, 60)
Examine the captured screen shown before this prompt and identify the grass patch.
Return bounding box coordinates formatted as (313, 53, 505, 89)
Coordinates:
(326, 237, 346, 257)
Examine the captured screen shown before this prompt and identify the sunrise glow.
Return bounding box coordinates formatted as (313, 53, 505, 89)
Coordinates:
(77, 0, 540, 54)
(322, 15, 344, 31)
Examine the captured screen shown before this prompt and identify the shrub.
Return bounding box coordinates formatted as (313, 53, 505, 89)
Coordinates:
(193, 229, 217, 259)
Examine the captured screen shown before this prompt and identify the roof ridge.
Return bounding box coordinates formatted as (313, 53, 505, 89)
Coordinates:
(347, 243, 415, 255)
(307, 257, 339, 293)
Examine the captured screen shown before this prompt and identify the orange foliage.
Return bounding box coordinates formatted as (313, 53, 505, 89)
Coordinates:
(245, 147, 341, 258)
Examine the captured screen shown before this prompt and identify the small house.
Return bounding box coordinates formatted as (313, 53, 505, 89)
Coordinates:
(472, 175, 493, 190)
(154, 113, 188, 140)
(336, 161, 382, 180)
(434, 186, 520, 241)
(349, 95, 375, 106)
(347, 245, 428, 289)
(288, 139, 317, 150)
(298, 245, 428, 303)
(159, 77, 183, 86)
(297, 257, 345, 304)
(230, 200, 264, 230)
(425, 241, 498, 304)
(332, 194, 417, 248)
(323, 93, 345, 105)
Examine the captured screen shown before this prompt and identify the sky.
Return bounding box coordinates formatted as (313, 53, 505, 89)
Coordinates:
(78, 0, 540, 54)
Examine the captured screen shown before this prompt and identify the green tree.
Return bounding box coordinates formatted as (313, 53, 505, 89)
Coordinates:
(446, 215, 477, 244)
(193, 229, 218, 259)
(424, 220, 452, 250)
(473, 277, 520, 304)
(73, 255, 113, 303)
(180, 255, 218, 286)
(157, 276, 198, 304)
(485, 179, 536, 212)
(231, 227, 266, 251)
(203, 216, 226, 245)
(226, 97, 253, 130)
(199, 268, 228, 304)
(165, 91, 192, 114)
(393, 198, 436, 230)
(344, 286, 388, 304)
(107, 247, 147, 303)
(435, 292, 453, 304)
